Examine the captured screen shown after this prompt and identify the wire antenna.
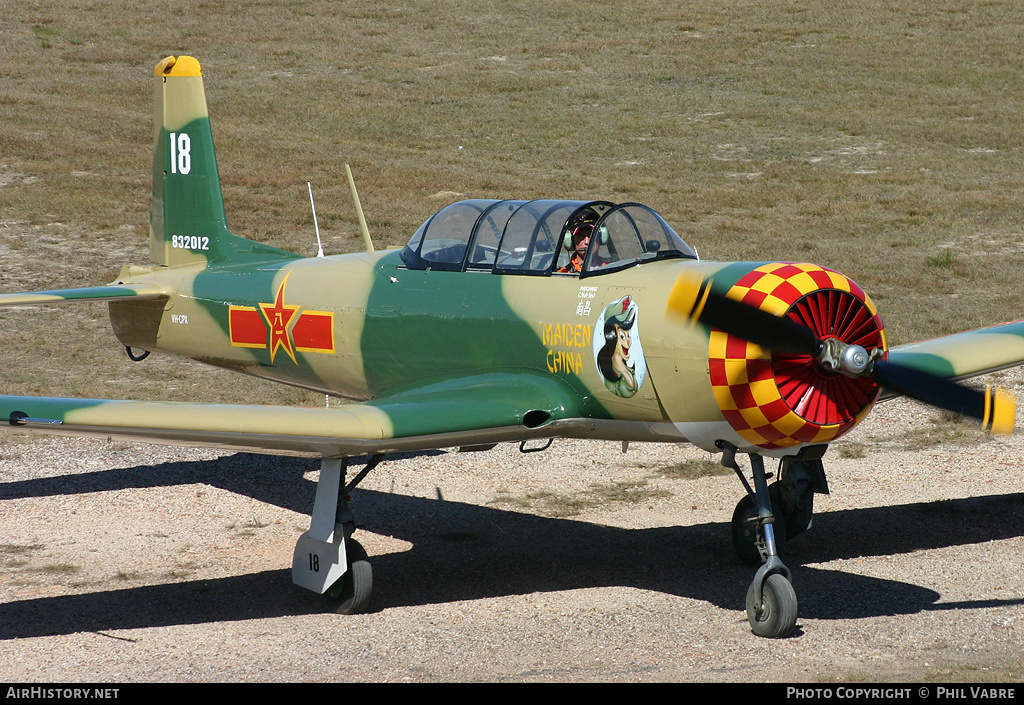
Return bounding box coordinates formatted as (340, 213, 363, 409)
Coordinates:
(307, 181, 324, 258)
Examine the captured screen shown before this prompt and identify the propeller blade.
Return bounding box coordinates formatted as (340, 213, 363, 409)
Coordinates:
(872, 360, 1016, 435)
(667, 273, 821, 356)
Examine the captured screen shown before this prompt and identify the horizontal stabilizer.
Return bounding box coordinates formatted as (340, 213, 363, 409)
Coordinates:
(0, 284, 166, 307)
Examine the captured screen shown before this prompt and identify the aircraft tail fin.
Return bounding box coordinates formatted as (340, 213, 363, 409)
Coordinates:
(151, 56, 295, 267)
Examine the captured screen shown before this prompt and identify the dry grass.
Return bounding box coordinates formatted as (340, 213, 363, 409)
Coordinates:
(855, 408, 993, 452)
(636, 456, 732, 479)
(491, 479, 671, 518)
(924, 661, 1024, 683)
(2, 0, 1024, 403)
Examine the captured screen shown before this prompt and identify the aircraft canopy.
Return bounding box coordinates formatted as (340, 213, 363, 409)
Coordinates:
(401, 199, 698, 276)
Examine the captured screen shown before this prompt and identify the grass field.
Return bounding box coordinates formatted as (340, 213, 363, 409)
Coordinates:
(2, 0, 1024, 404)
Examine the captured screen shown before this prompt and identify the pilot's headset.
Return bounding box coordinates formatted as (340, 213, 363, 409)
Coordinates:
(563, 219, 595, 252)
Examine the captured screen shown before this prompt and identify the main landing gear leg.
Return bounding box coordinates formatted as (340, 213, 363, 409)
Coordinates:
(720, 443, 798, 639)
(291, 454, 383, 615)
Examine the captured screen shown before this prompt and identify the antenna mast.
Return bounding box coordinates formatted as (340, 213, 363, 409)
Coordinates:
(345, 164, 375, 254)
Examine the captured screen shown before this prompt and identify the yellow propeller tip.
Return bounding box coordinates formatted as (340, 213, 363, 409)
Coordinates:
(666, 272, 712, 327)
(988, 387, 1016, 436)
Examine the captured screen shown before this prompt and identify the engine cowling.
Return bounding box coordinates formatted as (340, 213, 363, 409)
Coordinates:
(706, 262, 887, 450)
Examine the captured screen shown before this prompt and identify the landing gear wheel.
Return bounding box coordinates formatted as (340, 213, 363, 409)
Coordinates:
(746, 572, 798, 638)
(731, 486, 787, 566)
(325, 539, 373, 615)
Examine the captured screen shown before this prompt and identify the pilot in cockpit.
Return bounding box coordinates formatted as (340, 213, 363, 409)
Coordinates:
(556, 214, 596, 274)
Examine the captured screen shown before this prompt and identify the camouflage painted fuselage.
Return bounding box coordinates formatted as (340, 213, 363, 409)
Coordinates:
(108, 250, 713, 439)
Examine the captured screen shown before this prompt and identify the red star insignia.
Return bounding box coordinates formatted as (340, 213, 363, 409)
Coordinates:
(259, 274, 300, 364)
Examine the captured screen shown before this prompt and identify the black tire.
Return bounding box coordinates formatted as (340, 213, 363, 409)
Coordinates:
(746, 572, 798, 638)
(325, 539, 373, 615)
(731, 490, 787, 566)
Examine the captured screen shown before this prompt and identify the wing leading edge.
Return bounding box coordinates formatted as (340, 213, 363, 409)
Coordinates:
(0, 372, 590, 458)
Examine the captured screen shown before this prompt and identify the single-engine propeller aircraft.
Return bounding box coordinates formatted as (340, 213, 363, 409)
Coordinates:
(3, 56, 1024, 638)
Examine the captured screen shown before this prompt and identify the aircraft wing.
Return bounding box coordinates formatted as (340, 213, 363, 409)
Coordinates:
(886, 319, 1024, 382)
(0, 372, 590, 458)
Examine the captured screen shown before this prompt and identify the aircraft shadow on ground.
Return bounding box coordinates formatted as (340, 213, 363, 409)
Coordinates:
(2, 452, 1023, 639)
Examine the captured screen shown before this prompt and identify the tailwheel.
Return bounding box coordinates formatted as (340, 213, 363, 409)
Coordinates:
(746, 572, 798, 638)
(325, 539, 373, 615)
(731, 484, 787, 566)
